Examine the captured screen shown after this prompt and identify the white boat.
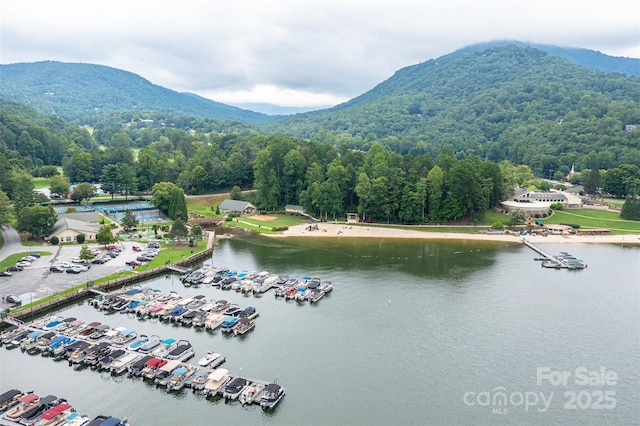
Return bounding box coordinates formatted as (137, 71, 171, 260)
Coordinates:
(239, 382, 265, 405)
(197, 351, 224, 367)
(204, 313, 225, 331)
(233, 318, 255, 336)
(222, 377, 249, 400)
(110, 351, 142, 375)
(165, 339, 194, 362)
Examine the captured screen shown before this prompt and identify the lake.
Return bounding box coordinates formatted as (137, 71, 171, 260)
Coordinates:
(1, 236, 638, 425)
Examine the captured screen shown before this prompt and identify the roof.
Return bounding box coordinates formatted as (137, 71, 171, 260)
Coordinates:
(49, 217, 102, 236)
(219, 199, 255, 211)
(58, 211, 100, 223)
(285, 204, 304, 211)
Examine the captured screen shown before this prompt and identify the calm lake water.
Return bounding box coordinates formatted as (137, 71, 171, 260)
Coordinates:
(2, 236, 639, 425)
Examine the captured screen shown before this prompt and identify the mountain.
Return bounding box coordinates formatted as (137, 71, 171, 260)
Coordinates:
(454, 40, 640, 76)
(0, 61, 271, 124)
(260, 45, 640, 171)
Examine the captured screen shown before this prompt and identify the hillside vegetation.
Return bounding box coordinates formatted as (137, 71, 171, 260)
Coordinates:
(264, 45, 640, 176)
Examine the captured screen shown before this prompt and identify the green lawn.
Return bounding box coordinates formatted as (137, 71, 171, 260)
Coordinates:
(226, 214, 306, 234)
(542, 209, 640, 234)
(33, 177, 50, 189)
(186, 194, 227, 218)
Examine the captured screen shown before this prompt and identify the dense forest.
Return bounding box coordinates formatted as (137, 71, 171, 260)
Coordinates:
(1, 44, 640, 227)
(265, 46, 640, 177)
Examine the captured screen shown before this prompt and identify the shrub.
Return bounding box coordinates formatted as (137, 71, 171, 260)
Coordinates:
(50, 236, 59, 245)
(491, 221, 504, 230)
(76, 233, 85, 244)
(271, 226, 289, 232)
(560, 223, 581, 229)
(550, 203, 564, 210)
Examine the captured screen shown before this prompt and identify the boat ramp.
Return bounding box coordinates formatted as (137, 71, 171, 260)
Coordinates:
(522, 241, 587, 269)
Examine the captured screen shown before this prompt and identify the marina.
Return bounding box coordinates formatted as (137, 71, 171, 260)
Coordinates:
(0, 388, 128, 426)
(0, 313, 285, 412)
(1, 238, 637, 425)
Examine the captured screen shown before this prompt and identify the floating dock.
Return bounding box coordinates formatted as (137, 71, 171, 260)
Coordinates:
(523, 240, 587, 269)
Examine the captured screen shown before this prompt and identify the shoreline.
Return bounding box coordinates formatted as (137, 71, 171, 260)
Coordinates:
(270, 223, 640, 245)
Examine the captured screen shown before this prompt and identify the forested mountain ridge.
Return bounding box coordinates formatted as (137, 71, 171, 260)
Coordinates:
(263, 45, 640, 175)
(0, 61, 271, 124)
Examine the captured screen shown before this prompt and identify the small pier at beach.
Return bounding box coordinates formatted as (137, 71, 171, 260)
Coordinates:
(522, 240, 587, 270)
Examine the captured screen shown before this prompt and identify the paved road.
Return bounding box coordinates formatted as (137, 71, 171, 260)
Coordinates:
(0, 225, 22, 261)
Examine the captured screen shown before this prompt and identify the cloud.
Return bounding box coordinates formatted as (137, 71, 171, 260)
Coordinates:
(2, 0, 638, 108)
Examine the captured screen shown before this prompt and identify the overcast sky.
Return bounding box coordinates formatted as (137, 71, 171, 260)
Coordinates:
(2, 0, 639, 110)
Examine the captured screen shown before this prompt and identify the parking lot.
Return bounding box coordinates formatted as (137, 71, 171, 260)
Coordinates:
(1, 241, 156, 311)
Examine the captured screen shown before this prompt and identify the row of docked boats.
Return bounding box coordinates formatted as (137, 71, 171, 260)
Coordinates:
(0, 388, 127, 426)
(89, 288, 258, 336)
(178, 268, 333, 303)
(1, 315, 285, 410)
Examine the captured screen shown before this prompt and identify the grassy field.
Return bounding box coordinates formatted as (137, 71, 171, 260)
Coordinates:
(33, 177, 50, 189)
(226, 214, 306, 234)
(186, 194, 228, 218)
(542, 209, 640, 234)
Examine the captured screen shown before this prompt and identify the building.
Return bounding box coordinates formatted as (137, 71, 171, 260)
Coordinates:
(218, 200, 257, 215)
(285, 204, 305, 215)
(501, 188, 583, 216)
(48, 218, 102, 243)
(46, 211, 102, 243)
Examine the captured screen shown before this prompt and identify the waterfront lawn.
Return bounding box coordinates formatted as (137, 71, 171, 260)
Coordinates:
(226, 214, 306, 234)
(134, 240, 208, 271)
(542, 209, 640, 234)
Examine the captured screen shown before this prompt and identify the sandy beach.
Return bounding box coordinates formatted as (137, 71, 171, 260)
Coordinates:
(274, 223, 640, 244)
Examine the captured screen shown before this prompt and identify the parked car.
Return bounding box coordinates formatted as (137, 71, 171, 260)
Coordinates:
(5, 295, 21, 304)
(16, 261, 31, 267)
(28, 252, 41, 258)
(0, 271, 12, 277)
(49, 266, 65, 273)
(132, 246, 141, 252)
(126, 260, 141, 267)
(107, 251, 120, 258)
(106, 245, 118, 250)
(91, 250, 101, 256)
(59, 262, 72, 268)
(148, 242, 160, 249)
(7, 265, 23, 272)
(21, 256, 37, 262)
(136, 256, 152, 262)
(71, 257, 88, 264)
(66, 267, 82, 274)
(91, 257, 107, 264)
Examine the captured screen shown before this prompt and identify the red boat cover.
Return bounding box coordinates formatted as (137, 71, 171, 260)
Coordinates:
(18, 394, 39, 403)
(40, 403, 72, 420)
(145, 357, 161, 366)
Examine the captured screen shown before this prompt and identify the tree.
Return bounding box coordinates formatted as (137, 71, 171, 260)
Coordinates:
(508, 209, 527, 226)
(230, 185, 242, 200)
(189, 224, 203, 242)
(582, 168, 601, 195)
(16, 205, 57, 238)
(117, 163, 137, 199)
(71, 183, 95, 203)
(10, 173, 35, 213)
(96, 225, 116, 246)
(79, 244, 93, 260)
(0, 190, 14, 228)
(620, 197, 640, 220)
(101, 164, 120, 200)
(169, 216, 189, 242)
(426, 165, 444, 222)
(49, 175, 70, 198)
(120, 209, 139, 231)
(152, 182, 187, 219)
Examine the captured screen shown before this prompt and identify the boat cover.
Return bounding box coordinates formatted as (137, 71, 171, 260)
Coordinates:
(18, 393, 39, 404)
(39, 403, 72, 420)
(172, 367, 188, 376)
(26, 330, 43, 339)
